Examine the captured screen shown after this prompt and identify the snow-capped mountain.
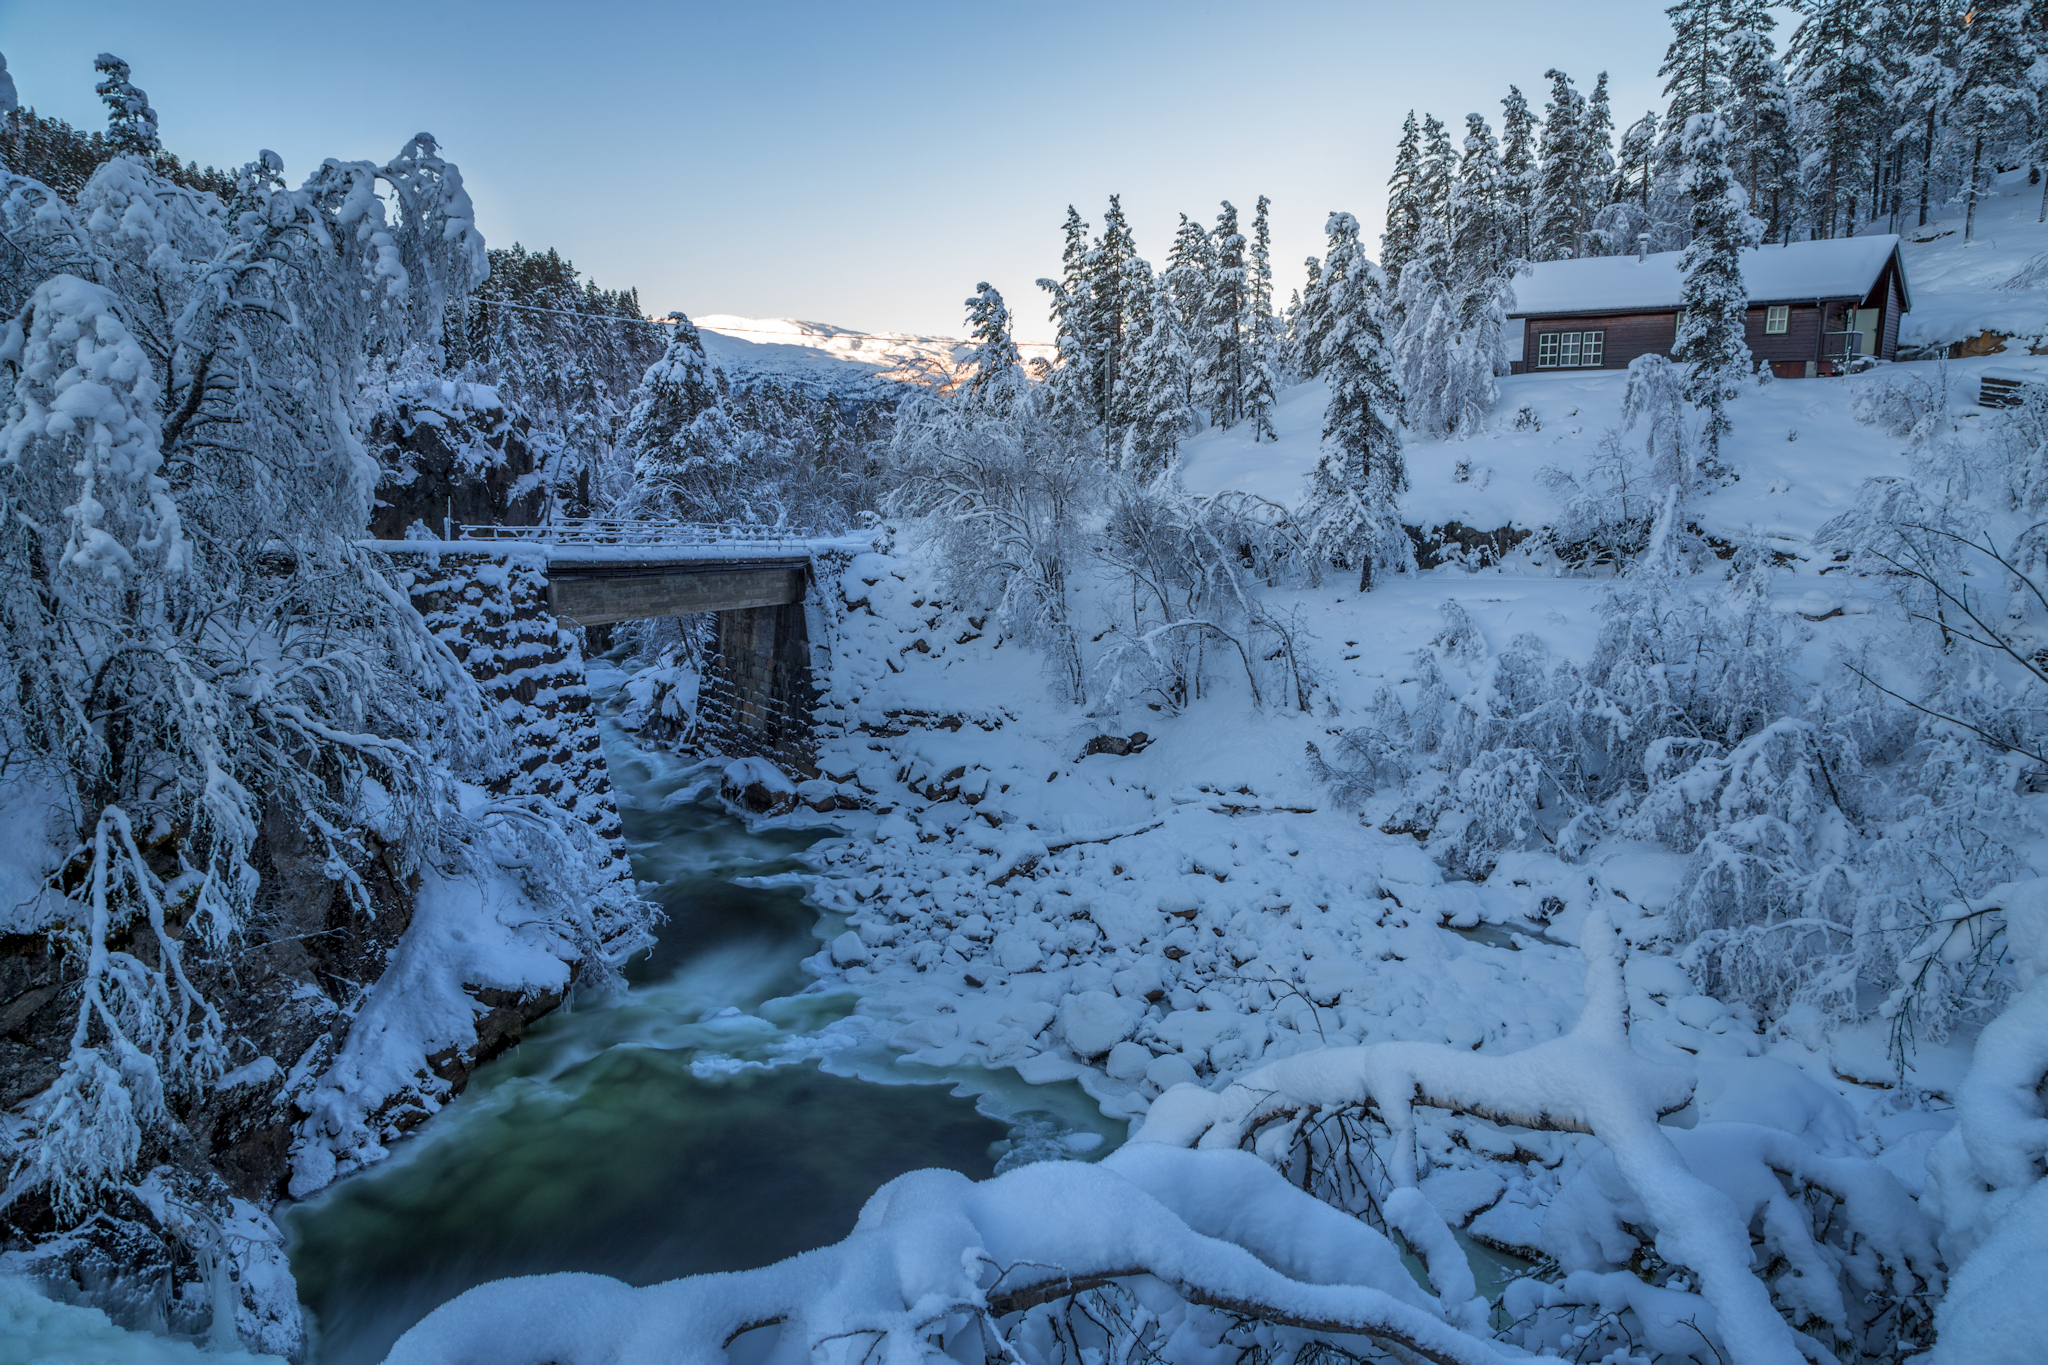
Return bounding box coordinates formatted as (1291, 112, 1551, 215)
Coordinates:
(694, 315, 1055, 402)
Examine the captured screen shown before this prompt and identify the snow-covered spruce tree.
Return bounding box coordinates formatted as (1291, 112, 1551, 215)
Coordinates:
(90, 54, 158, 157)
(1112, 267, 1196, 477)
(1657, 0, 1733, 141)
(1244, 194, 1280, 441)
(1201, 200, 1247, 429)
(1613, 108, 1659, 210)
(1577, 72, 1616, 248)
(1393, 227, 1458, 441)
(0, 133, 643, 1276)
(1498, 85, 1539, 264)
(617, 312, 739, 520)
(1788, 0, 1883, 240)
(1381, 111, 1424, 293)
(1088, 195, 1139, 433)
(1307, 213, 1408, 592)
(1035, 205, 1097, 423)
(1164, 213, 1213, 419)
(1446, 112, 1515, 434)
(1673, 109, 1758, 464)
(1725, 26, 1800, 243)
(1532, 69, 1588, 259)
(1951, 0, 2036, 243)
(961, 281, 1026, 412)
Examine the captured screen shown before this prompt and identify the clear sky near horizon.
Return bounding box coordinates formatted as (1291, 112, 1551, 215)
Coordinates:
(1, 1, 1709, 344)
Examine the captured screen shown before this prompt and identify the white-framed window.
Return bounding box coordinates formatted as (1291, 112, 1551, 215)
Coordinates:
(1765, 304, 1789, 334)
(1535, 330, 1605, 368)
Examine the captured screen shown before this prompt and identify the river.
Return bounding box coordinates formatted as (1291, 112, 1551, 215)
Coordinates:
(282, 706, 1120, 1365)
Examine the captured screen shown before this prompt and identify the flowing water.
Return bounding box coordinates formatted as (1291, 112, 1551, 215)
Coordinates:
(284, 712, 1120, 1365)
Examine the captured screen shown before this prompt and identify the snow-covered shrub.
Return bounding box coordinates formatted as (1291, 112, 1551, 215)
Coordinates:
(1854, 361, 1953, 450)
(1092, 481, 1316, 713)
(885, 393, 1098, 703)
(614, 614, 711, 744)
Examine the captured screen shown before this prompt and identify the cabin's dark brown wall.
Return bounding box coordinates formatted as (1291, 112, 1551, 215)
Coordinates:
(1513, 311, 1680, 374)
(1512, 295, 1894, 376)
(1744, 304, 1825, 367)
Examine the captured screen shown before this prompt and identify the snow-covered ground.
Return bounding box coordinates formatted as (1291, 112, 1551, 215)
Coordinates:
(194, 166, 2048, 1365)
(492, 171, 2048, 1358)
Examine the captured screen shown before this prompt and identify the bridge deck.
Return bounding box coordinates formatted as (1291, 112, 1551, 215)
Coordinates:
(363, 525, 862, 623)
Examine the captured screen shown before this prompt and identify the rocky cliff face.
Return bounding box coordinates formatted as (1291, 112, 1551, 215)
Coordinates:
(366, 384, 567, 540)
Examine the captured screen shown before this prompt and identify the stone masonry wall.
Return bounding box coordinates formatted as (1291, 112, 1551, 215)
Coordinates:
(699, 595, 821, 776)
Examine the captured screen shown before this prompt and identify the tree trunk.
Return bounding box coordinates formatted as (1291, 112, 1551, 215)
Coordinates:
(1919, 105, 1937, 228)
(1965, 132, 1984, 243)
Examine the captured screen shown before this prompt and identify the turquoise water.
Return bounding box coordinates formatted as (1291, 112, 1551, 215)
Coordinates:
(283, 721, 1117, 1365)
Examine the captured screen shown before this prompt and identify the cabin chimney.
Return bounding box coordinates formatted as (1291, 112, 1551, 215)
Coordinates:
(1636, 232, 1650, 262)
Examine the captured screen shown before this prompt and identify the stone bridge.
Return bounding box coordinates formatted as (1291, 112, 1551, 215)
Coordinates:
(371, 521, 846, 779)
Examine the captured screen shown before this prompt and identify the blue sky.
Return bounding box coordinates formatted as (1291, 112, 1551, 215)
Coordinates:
(1, 1, 1695, 342)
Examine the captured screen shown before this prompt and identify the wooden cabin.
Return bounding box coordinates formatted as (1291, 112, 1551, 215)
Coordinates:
(1505, 236, 1911, 379)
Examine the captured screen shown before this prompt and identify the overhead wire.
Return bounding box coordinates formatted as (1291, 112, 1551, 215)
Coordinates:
(470, 297, 1051, 347)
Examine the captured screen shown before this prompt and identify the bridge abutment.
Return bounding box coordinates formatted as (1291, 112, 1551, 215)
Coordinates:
(698, 599, 821, 774)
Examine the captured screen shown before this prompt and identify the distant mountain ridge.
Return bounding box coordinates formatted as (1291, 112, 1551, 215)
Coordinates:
(694, 315, 1056, 402)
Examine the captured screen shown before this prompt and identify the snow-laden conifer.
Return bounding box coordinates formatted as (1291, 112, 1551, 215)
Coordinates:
(1673, 110, 1759, 461)
(1788, 0, 1883, 239)
(1307, 213, 1408, 591)
(91, 54, 158, 156)
(1201, 200, 1247, 428)
(1035, 205, 1097, 421)
(961, 280, 1025, 411)
(1950, 0, 2037, 242)
(1113, 270, 1197, 477)
(1381, 111, 1424, 291)
(1533, 70, 1587, 259)
(1725, 27, 1799, 242)
(1245, 195, 1281, 441)
(1498, 86, 1539, 263)
(619, 313, 738, 519)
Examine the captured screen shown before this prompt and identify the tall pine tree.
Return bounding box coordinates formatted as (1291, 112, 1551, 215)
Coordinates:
(1500, 86, 1540, 262)
(1310, 213, 1408, 591)
(1789, 0, 1882, 239)
(1246, 195, 1281, 440)
(1116, 268, 1198, 477)
(1383, 111, 1425, 291)
(1579, 72, 1618, 246)
(1087, 195, 1139, 424)
(1659, 0, 1733, 140)
(92, 54, 159, 156)
(1202, 200, 1248, 428)
(1673, 112, 1760, 460)
(1036, 206, 1098, 419)
(962, 282, 1025, 411)
(1951, 0, 2037, 241)
(1534, 69, 1588, 259)
(1726, 27, 1799, 241)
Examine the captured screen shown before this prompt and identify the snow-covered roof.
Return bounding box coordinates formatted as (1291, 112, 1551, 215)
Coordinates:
(1507, 235, 1906, 317)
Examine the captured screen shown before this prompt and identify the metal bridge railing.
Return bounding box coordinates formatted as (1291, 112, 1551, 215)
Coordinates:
(450, 518, 820, 550)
